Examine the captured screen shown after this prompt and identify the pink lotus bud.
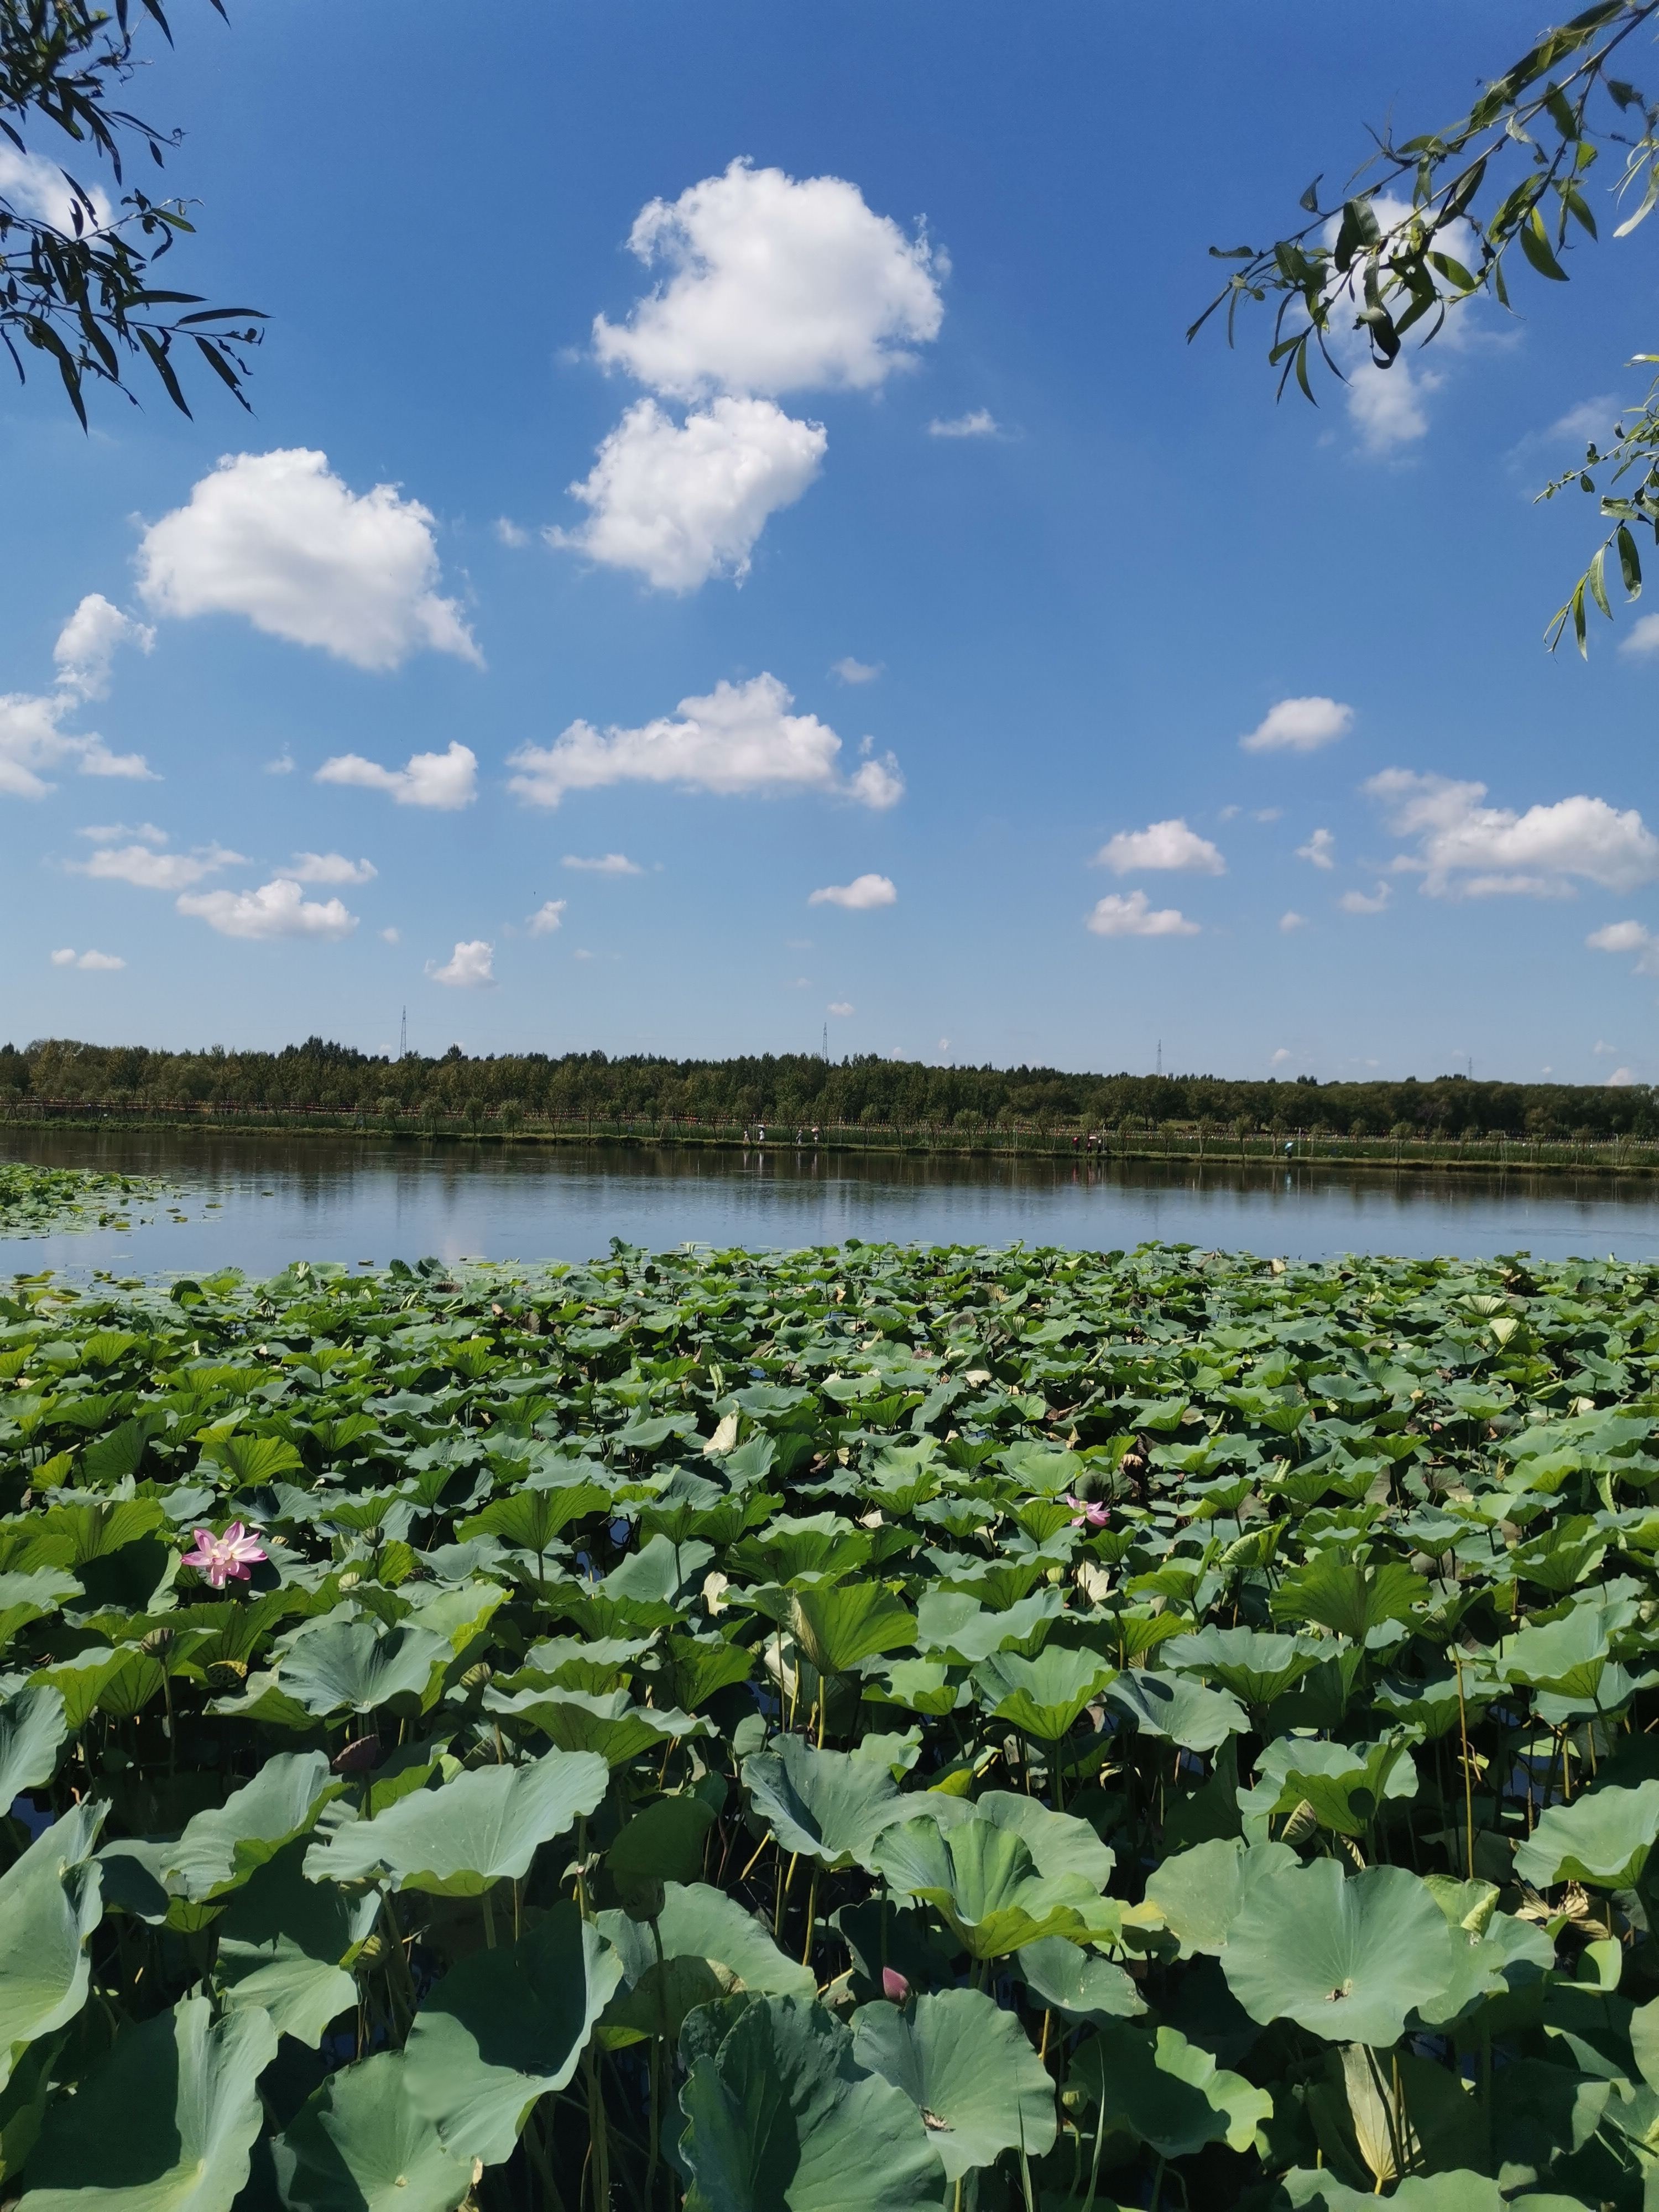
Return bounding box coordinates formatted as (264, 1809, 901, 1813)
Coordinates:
(881, 1966, 910, 2004)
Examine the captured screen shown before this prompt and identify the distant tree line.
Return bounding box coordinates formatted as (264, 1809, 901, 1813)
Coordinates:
(2, 1036, 1655, 1142)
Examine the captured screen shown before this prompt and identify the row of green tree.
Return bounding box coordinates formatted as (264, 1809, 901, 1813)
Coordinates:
(3, 1036, 1655, 1142)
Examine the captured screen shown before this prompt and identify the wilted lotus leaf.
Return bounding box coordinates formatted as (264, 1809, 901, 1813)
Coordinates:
(0, 1802, 105, 2094)
(304, 1747, 608, 1894)
(17, 1994, 275, 2212)
(274, 2049, 473, 2212)
(1514, 1778, 1659, 1892)
(742, 1736, 909, 1869)
(403, 1903, 622, 2163)
(1069, 2021, 1272, 2158)
(677, 1992, 941, 2212)
(852, 1987, 1056, 2182)
(1222, 1859, 1458, 2046)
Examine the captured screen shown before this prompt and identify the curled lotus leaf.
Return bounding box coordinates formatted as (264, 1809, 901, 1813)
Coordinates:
(0, 1802, 105, 2095)
(1514, 1778, 1659, 1892)
(742, 1736, 909, 1870)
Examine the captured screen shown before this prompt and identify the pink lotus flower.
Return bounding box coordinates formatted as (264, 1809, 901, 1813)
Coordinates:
(1064, 1494, 1110, 1530)
(181, 1520, 267, 1589)
(881, 1966, 911, 2004)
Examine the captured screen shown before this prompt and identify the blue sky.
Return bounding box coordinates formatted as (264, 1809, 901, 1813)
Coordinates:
(4, 0, 1658, 1084)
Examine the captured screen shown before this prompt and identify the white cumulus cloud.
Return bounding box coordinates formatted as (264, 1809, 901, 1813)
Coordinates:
(563, 852, 643, 874)
(136, 450, 481, 672)
(1297, 827, 1336, 870)
(550, 396, 826, 592)
(1095, 818, 1224, 875)
(429, 939, 495, 988)
(315, 741, 477, 810)
(49, 947, 124, 971)
(1620, 613, 1659, 658)
(1279, 911, 1308, 932)
(281, 852, 377, 885)
(1339, 883, 1392, 915)
(0, 690, 153, 797)
(528, 900, 567, 935)
(508, 673, 902, 811)
(1365, 768, 1659, 896)
(53, 595, 155, 701)
(927, 409, 999, 439)
(1240, 697, 1353, 754)
(1085, 891, 1199, 937)
(592, 159, 942, 400)
(0, 147, 111, 232)
(809, 873, 896, 910)
(176, 878, 358, 940)
(828, 1000, 855, 1016)
(75, 839, 244, 891)
(1588, 919, 1659, 975)
(831, 656, 881, 685)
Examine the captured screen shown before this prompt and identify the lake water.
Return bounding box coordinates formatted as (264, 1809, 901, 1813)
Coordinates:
(5, 1128, 1659, 1274)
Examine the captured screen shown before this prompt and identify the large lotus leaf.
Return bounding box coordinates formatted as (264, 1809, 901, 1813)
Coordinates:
(1415, 1906, 1553, 2029)
(914, 1588, 1060, 1664)
(0, 1802, 104, 2093)
(742, 1737, 907, 1869)
(1104, 1668, 1246, 1753)
(33, 1645, 164, 1730)
(18, 1994, 276, 2212)
(1278, 2172, 1507, 2212)
(485, 1683, 711, 1766)
(869, 1814, 1106, 1959)
(597, 1880, 814, 2043)
(605, 1796, 717, 1888)
(1501, 1602, 1616, 1703)
(1162, 1625, 1321, 1707)
(457, 1482, 606, 1554)
(1238, 1734, 1418, 1842)
(1514, 1778, 1659, 1891)
(864, 1659, 969, 1718)
(1143, 1839, 1297, 1958)
(974, 1791, 1114, 1888)
(1222, 1859, 1458, 2047)
(304, 1749, 608, 1895)
(852, 1988, 1056, 2182)
(1070, 2022, 1271, 2159)
(403, 1902, 621, 2163)
(276, 1620, 452, 1717)
(102, 1750, 341, 1918)
(972, 1645, 1114, 1741)
(273, 2050, 473, 2212)
(1269, 1553, 1427, 1641)
(676, 1992, 941, 2212)
(0, 1685, 66, 1804)
(788, 1582, 916, 1677)
(0, 1569, 81, 1651)
(603, 1532, 713, 1605)
(1015, 1936, 1144, 2024)
(215, 1838, 380, 2045)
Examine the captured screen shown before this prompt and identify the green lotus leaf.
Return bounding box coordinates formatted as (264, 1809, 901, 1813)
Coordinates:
(1501, 1600, 1622, 1705)
(1070, 2021, 1272, 2158)
(403, 1902, 622, 2163)
(1269, 1553, 1427, 1641)
(0, 1685, 66, 1806)
(868, 1813, 1107, 1959)
(1143, 1838, 1297, 1958)
(972, 1645, 1114, 1742)
(1104, 1668, 1246, 1752)
(1414, 1903, 1553, 2028)
(486, 1682, 711, 1766)
(31, 1645, 164, 1730)
(914, 1587, 1060, 1663)
(603, 1531, 713, 1605)
(273, 2050, 473, 2212)
(677, 1992, 941, 2212)
(865, 1657, 968, 1717)
(204, 1432, 304, 1487)
(605, 1796, 717, 1888)
(18, 1994, 276, 2212)
(742, 1737, 908, 1869)
(1513, 1778, 1659, 1891)
(1278, 2171, 1508, 2211)
(1222, 1859, 1458, 2046)
(852, 1987, 1056, 2182)
(0, 1802, 105, 2094)
(304, 1747, 608, 1895)
(973, 1790, 1115, 1888)
(597, 1880, 815, 2043)
(1238, 1734, 1418, 1841)
(0, 1570, 81, 1653)
(788, 1582, 916, 1677)
(1015, 1936, 1144, 2024)
(102, 1749, 341, 1918)
(457, 1482, 606, 1555)
(275, 1620, 452, 1717)
(1162, 1626, 1321, 1707)
(214, 1837, 380, 2045)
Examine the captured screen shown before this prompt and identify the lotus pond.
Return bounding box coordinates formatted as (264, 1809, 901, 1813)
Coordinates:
(5, 1239, 1659, 2211)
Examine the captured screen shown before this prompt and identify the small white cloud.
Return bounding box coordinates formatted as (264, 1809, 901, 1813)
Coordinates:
(75, 841, 244, 891)
(1085, 890, 1199, 938)
(927, 409, 999, 439)
(828, 1000, 855, 1016)
(1609, 1067, 1638, 1086)
(177, 878, 358, 940)
(509, 673, 901, 811)
(0, 691, 154, 797)
(1620, 613, 1659, 658)
(429, 938, 495, 987)
(528, 899, 567, 935)
(136, 449, 481, 671)
(1345, 357, 1438, 453)
(380, 926, 400, 944)
(494, 518, 530, 548)
(572, 947, 596, 961)
(264, 751, 295, 776)
(316, 741, 477, 811)
(1270, 1047, 1293, 1065)
(1254, 807, 1283, 823)
(1095, 818, 1224, 876)
(831, 656, 881, 685)
(0, 146, 111, 232)
(78, 821, 165, 844)
(809, 873, 896, 910)
(1588, 919, 1659, 975)
(1366, 768, 1659, 895)
(562, 852, 643, 874)
(591, 158, 943, 400)
(1594, 1037, 1619, 1055)
(1240, 697, 1353, 754)
(1339, 883, 1392, 915)
(551, 395, 826, 592)
(49, 947, 125, 971)
(53, 594, 155, 701)
(281, 852, 377, 885)
(1297, 827, 1336, 870)
(1279, 911, 1308, 932)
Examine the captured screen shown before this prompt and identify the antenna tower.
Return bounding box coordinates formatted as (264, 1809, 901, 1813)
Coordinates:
(822, 1021, 829, 1062)
(1156, 1039, 1162, 1079)
(399, 1006, 407, 1057)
